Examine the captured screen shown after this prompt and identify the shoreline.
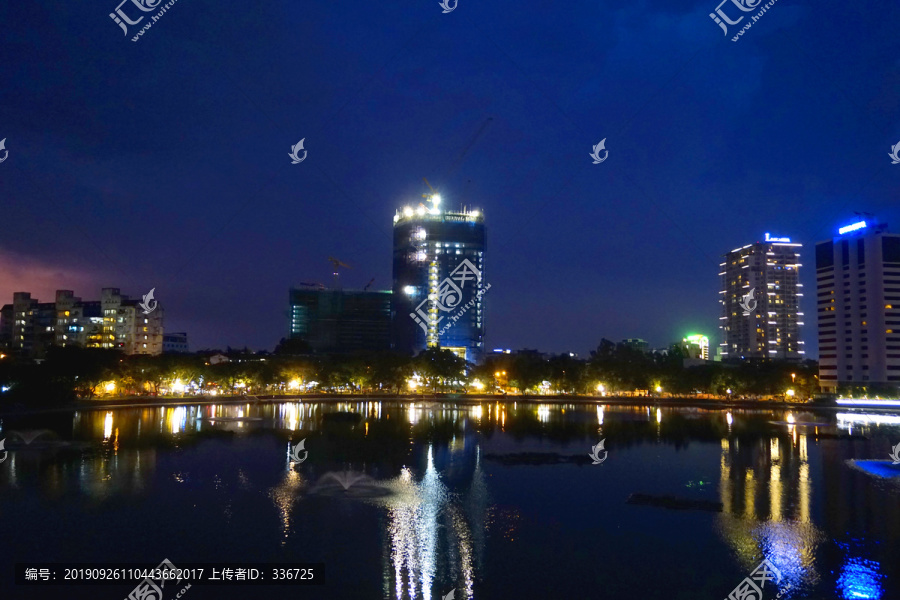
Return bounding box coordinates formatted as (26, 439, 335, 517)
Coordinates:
(2, 393, 893, 417)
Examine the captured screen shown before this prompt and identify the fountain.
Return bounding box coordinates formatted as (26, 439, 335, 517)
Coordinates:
(4, 429, 71, 449)
(307, 471, 392, 498)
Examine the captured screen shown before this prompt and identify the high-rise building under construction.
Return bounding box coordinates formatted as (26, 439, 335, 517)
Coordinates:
(391, 193, 486, 363)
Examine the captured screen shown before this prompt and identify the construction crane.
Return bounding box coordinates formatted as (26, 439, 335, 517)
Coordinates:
(363, 278, 375, 291)
(419, 118, 493, 213)
(328, 257, 352, 289)
(442, 117, 492, 185)
(421, 177, 440, 211)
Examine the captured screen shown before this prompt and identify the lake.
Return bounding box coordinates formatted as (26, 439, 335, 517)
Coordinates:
(1, 400, 898, 599)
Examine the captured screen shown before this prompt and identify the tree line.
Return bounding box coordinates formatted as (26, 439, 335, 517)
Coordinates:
(0, 338, 828, 406)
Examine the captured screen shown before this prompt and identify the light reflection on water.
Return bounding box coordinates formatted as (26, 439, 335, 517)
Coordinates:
(1, 402, 898, 599)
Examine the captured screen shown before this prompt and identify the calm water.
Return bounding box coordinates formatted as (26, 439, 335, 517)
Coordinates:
(1, 401, 899, 600)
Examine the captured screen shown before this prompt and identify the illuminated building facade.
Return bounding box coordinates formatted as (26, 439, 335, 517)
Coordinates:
(0, 288, 163, 356)
(392, 196, 486, 363)
(98, 288, 164, 355)
(288, 288, 392, 354)
(719, 233, 805, 361)
(815, 220, 900, 392)
(683, 334, 709, 360)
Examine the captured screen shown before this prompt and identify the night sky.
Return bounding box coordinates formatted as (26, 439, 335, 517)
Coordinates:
(1, 0, 899, 357)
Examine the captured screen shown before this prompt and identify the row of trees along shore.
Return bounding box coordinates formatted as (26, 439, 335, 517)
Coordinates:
(0, 338, 829, 405)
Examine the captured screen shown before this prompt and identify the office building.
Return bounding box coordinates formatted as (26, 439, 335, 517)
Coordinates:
(683, 334, 710, 360)
(0, 288, 163, 356)
(719, 233, 805, 361)
(621, 338, 649, 352)
(163, 332, 190, 353)
(391, 193, 486, 363)
(289, 287, 392, 354)
(815, 220, 900, 392)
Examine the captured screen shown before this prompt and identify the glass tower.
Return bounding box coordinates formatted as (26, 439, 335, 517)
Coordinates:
(391, 198, 486, 363)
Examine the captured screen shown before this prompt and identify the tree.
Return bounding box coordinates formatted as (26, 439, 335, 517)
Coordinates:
(415, 348, 466, 392)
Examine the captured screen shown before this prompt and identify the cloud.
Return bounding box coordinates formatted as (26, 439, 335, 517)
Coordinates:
(0, 249, 101, 305)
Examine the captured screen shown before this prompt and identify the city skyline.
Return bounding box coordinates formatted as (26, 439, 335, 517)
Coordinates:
(1, 0, 899, 357)
(0, 221, 890, 360)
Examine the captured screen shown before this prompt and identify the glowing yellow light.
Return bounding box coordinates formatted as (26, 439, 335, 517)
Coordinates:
(171, 379, 186, 394)
(787, 413, 796, 424)
(104, 381, 116, 393)
(104, 412, 113, 439)
(472, 380, 485, 390)
(786, 389, 795, 397)
(288, 379, 301, 390)
(655, 386, 662, 393)
(726, 412, 733, 426)
(656, 408, 662, 423)
(408, 379, 418, 389)
(494, 372, 501, 377)
(403, 206, 414, 217)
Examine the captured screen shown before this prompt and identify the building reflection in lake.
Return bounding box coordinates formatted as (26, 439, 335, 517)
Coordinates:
(717, 413, 894, 599)
(368, 442, 487, 600)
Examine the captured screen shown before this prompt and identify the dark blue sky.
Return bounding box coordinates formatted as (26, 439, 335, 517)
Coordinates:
(1, 0, 898, 357)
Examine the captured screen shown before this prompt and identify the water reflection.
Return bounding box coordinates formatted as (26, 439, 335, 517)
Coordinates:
(377, 444, 480, 600)
(717, 428, 824, 592)
(836, 541, 884, 600)
(2, 402, 899, 599)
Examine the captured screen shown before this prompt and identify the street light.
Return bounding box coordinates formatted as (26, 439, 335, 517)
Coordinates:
(786, 389, 795, 398)
(791, 373, 796, 383)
